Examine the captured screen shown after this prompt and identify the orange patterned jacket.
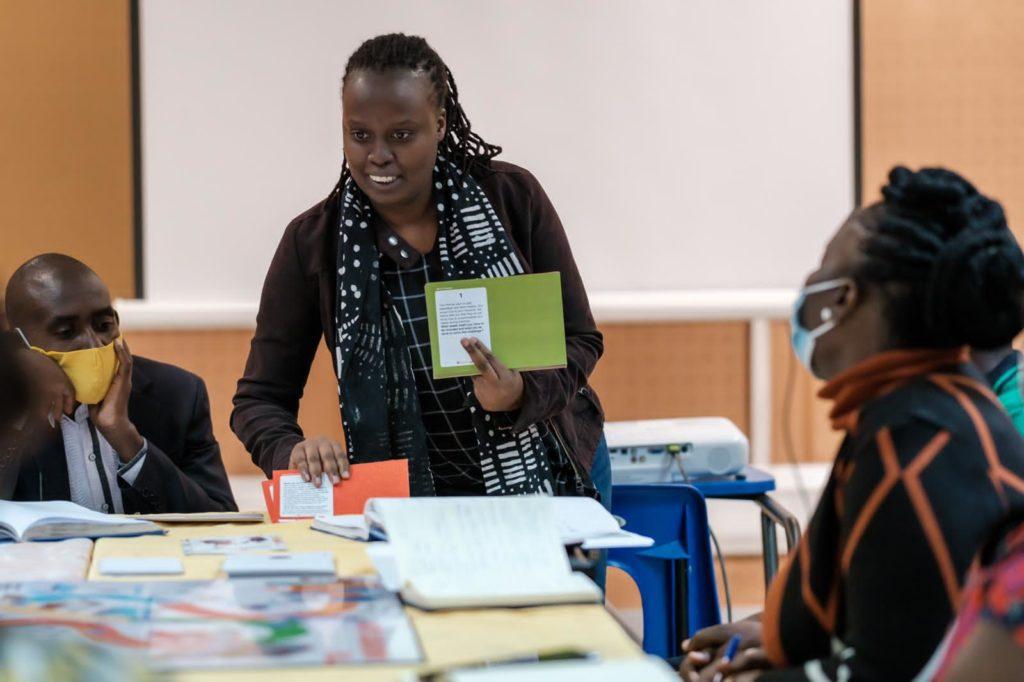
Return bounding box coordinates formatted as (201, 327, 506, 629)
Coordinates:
(761, 349, 1024, 681)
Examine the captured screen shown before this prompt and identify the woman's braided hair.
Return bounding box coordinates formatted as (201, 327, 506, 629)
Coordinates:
(333, 33, 501, 194)
(859, 166, 1024, 349)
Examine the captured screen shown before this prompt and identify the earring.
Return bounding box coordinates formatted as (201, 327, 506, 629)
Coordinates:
(820, 308, 833, 322)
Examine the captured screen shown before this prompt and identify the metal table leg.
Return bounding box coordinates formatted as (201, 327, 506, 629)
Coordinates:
(754, 494, 801, 587)
(760, 511, 779, 590)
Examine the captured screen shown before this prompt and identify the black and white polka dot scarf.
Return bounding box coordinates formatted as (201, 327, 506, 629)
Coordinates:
(334, 158, 557, 496)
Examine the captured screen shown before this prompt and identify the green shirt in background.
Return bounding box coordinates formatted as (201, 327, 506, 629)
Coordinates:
(988, 350, 1024, 437)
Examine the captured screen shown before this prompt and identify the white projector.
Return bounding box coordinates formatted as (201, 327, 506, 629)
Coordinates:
(605, 417, 749, 484)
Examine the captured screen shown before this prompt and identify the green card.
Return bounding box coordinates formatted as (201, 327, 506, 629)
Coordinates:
(425, 272, 568, 379)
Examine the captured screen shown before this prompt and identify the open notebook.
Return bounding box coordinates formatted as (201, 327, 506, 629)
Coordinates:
(0, 500, 163, 541)
(356, 496, 605, 610)
(313, 495, 653, 550)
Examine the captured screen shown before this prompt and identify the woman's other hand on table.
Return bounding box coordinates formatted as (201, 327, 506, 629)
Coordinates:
(289, 436, 349, 486)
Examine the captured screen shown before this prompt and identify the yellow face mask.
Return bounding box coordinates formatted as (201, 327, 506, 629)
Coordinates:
(31, 340, 119, 405)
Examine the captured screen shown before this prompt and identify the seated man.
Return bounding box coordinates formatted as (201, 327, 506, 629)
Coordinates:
(4, 254, 236, 513)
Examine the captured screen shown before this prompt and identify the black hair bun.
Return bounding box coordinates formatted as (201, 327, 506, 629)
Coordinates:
(881, 166, 1024, 349)
(927, 226, 1024, 348)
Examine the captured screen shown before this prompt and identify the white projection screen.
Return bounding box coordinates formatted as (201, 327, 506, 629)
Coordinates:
(138, 0, 853, 303)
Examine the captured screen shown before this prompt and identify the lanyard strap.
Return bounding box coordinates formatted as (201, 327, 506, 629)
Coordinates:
(86, 418, 116, 513)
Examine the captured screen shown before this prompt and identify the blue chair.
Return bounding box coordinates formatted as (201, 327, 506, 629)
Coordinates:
(609, 484, 721, 659)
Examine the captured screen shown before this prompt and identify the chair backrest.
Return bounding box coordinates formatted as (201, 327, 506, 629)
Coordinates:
(609, 484, 721, 658)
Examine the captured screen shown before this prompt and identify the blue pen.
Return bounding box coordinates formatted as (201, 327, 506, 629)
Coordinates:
(712, 634, 743, 682)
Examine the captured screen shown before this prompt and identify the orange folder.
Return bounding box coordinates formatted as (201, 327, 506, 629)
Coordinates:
(263, 459, 410, 522)
(261, 480, 279, 523)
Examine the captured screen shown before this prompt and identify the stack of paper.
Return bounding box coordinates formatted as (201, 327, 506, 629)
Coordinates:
(132, 511, 265, 524)
(0, 538, 93, 580)
(222, 552, 336, 577)
(98, 557, 184, 576)
(449, 656, 679, 681)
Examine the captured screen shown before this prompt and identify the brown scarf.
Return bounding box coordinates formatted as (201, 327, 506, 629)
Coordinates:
(818, 347, 969, 432)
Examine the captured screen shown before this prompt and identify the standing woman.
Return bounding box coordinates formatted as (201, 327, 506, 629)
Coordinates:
(232, 34, 608, 503)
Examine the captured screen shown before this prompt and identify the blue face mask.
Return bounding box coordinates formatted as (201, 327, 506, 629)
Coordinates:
(790, 278, 853, 376)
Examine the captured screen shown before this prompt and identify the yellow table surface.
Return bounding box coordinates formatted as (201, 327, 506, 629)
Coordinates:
(89, 521, 642, 681)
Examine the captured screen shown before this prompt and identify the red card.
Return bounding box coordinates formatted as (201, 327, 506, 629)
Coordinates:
(264, 459, 410, 521)
(261, 480, 279, 523)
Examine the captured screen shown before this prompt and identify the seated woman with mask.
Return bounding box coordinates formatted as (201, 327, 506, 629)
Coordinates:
(681, 167, 1024, 681)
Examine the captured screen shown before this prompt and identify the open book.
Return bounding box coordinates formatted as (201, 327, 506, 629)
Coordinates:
(313, 496, 653, 551)
(0, 500, 163, 542)
(353, 496, 606, 610)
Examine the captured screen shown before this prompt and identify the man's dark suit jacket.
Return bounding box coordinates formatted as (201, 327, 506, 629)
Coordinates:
(11, 355, 237, 513)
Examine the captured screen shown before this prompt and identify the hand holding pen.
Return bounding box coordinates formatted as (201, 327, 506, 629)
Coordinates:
(709, 633, 772, 681)
(712, 634, 742, 682)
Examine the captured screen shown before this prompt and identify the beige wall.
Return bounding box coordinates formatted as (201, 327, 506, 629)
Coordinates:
(138, 0, 852, 301)
(125, 321, 836, 475)
(861, 0, 1024, 237)
(0, 0, 135, 297)
(125, 329, 339, 475)
(769, 321, 843, 463)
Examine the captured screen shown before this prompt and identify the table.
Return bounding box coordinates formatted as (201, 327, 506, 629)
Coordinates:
(685, 466, 801, 587)
(88, 520, 643, 680)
